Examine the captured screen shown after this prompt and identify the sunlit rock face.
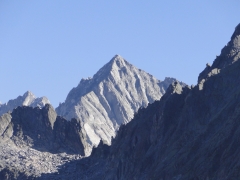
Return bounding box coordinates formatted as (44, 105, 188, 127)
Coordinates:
(94, 23, 240, 180)
(37, 24, 240, 180)
(0, 55, 185, 179)
(56, 55, 183, 155)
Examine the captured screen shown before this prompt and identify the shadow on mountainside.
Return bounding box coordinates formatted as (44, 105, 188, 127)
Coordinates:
(38, 30, 240, 178)
(1, 104, 85, 155)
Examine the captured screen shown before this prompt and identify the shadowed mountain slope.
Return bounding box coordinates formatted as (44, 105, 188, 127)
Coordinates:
(0, 104, 84, 154)
(0, 105, 85, 179)
(0, 56, 184, 179)
(38, 24, 240, 179)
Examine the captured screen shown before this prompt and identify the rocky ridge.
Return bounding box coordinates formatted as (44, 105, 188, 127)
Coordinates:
(36, 24, 240, 179)
(0, 105, 84, 179)
(0, 91, 50, 116)
(198, 23, 240, 84)
(56, 55, 183, 155)
(0, 56, 184, 179)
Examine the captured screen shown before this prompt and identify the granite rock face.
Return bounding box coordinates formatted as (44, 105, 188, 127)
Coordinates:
(56, 55, 183, 155)
(0, 91, 50, 116)
(39, 24, 240, 179)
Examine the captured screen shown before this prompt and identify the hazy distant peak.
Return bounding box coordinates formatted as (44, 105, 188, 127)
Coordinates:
(163, 77, 186, 85)
(23, 91, 35, 98)
(0, 91, 51, 116)
(163, 77, 176, 81)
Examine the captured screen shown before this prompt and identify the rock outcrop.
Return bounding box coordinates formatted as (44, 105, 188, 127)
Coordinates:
(0, 105, 85, 179)
(0, 55, 184, 179)
(198, 23, 240, 84)
(0, 104, 85, 154)
(38, 24, 240, 179)
(0, 91, 50, 116)
(56, 55, 183, 155)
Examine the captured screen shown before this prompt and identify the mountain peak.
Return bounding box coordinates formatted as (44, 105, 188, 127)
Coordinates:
(0, 91, 51, 116)
(56, 55, 183, 155)
(77, 55, 130, 89)
(23, 91, 35, 98)
(89, 55, 130, 82)
(109, 54, 127, 68)
(111, 54, 123, 60)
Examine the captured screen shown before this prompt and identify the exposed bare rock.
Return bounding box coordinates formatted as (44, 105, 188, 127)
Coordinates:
(0, 105, 85, 179)
(4, 105, 85, 155)
(198, 23, 240, 83)
(38, 23, 240, 180)
(0, 55, 184, 179)
(0, 113, 12, 137)
(0, 91, 51, 116)
(56, 55, 183, 155)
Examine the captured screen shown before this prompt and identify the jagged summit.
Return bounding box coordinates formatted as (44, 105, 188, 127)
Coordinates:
(90, 55, 131, 82)
(23, 91, 35, 97)
(109, 54, 127, 67)
(0, 91, 51, 116)
(23, 91, 34, 97)
(110, 54, 124, 62)
(56, 55, 183, 155)
(22, 91, 36, 106)
(77, 55, 129, 87)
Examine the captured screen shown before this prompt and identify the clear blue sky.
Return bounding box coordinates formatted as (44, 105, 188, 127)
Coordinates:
(1, 1, 240, 107)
